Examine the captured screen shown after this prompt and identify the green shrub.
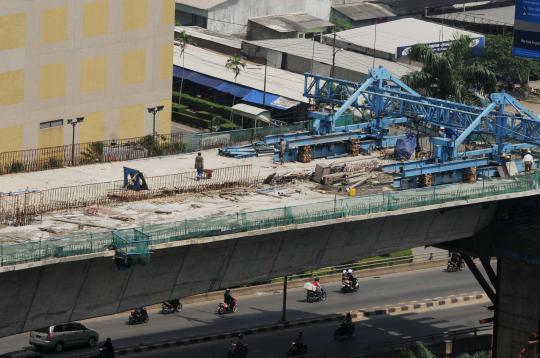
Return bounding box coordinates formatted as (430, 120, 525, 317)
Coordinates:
(172, 110, 210, 129)
(172, 103, 189, 112)
(196, 111, 214, 121)
(172, 92, 232, 119)
(9, 161, 24, 173)
(46, 157, 63, 169)
(218, 122, 238, 131)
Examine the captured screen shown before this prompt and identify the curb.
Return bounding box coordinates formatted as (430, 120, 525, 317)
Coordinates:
(77, 292, 486, 357)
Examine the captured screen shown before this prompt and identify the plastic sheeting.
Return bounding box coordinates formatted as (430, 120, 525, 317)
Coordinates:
(394, 133, 416, 160)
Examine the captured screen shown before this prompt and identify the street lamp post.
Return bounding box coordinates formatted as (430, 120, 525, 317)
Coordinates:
(67, 117, 84, 166)
(147, 105, 165, 141)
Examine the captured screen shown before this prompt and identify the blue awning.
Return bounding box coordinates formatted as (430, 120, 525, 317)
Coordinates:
(242, 90, 280, 108)
(173, 66, 194, 79)
(215, 82, 252, 98)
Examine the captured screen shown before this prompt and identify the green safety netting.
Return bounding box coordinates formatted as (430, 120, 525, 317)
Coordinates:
(2, 173, 539, 267)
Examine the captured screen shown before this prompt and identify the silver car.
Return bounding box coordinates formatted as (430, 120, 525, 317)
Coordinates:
(29, 323, 99, 353)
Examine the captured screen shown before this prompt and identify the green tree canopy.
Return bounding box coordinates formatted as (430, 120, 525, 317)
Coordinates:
(225, 55, 246, 80)
(402, 35, 496, 104)
(480, 34, 540, 87)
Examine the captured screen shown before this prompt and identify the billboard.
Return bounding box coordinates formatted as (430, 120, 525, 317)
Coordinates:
(513, 0, 540, 59)
(396, 37, 485, 59)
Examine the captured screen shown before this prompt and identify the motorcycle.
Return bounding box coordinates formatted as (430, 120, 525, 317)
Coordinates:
(160, 300, 183, 314)
(334, 323, 355, 340)
(286, 342, 308, 356)
(304, 282, 327, 302)
(226, 342, 248, 358)
(340, 279, 359, 293)
(96, 347, 114, 358)
(217, 298, 238, 315)
(127, 308, 149, 325)
(446, 254, 464, 272)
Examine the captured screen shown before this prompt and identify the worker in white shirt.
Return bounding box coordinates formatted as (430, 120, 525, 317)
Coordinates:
(523, 150, 534, 172)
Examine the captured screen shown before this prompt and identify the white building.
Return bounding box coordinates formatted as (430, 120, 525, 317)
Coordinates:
(175, 0, 333, 34)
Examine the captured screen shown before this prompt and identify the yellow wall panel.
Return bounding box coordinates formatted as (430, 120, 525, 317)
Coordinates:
(123, 0, 148, 31)
(161, 0, 175, 25)
(41, 7, 68, 44)
(0, 70, 24, 105)
(119, 104, 144, 138)
(0, 13, 26, 50)
(83, 0, 108, 38)
(79, 111, 105, 143)
(159, 44, 173, 79)
(0, 125, 24, 152)
(81, 57, 106, 92)
(40, 64, 66, 100)
(39, 126, 64, 148)
(121, 50, 146, 85)
(159, 99, 172, 134)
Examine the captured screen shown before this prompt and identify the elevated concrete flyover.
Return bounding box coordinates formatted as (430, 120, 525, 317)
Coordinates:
(3, 187, 534, 338)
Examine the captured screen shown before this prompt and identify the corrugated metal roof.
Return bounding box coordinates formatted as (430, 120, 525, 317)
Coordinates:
(332, 3, 397, 21)
(244, 38, 415, 77)
(249, 13, 334, 33)
(380, 0, 508, 13)
(175, 0, 228, 11)
(176, 26, 242, 49)
(430, 5, 514, 26)
(327, 18, 483, 56)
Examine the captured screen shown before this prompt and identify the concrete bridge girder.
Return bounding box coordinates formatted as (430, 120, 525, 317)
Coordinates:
(0, 201, 498, 337)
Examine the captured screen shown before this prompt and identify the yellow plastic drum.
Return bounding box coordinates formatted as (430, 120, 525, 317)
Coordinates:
(348, 187, 357, 197)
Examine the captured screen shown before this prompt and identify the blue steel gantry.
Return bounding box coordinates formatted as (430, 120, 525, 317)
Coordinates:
(302, 67, 540, 188)
(221, 67, 540, 188)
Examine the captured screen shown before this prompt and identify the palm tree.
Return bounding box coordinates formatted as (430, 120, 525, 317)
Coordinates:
(401, 342, 489, 358)
(175, 30, 193, 105)
(402, 35, 496, 104)
(225, 55, 246, 120)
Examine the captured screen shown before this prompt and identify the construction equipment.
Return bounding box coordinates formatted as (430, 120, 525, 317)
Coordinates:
(304, 67, 540, 188)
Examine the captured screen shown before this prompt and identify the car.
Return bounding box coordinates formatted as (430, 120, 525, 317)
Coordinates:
(0, 351, 43, 358)
(29, 323, 99, 353)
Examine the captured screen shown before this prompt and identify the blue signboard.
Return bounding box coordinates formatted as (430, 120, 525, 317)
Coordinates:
(396, 37, 485, 59)
(513, 0, 540, 59)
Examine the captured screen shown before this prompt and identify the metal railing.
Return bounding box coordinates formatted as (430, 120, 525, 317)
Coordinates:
(354, 325, 493, 355)
(0, 123, 308, 175)
(1, 173, 539, 267)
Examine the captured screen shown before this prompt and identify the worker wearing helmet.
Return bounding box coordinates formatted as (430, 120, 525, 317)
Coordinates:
(341, 269, 349, 283)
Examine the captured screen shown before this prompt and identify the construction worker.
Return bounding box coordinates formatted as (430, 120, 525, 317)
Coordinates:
(278, 138, 286, 164)
(524, 150, 534, 172)
(195, 152, 204, 180)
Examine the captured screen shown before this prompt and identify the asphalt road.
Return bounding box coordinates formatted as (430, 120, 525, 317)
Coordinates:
(137, 303, 491, 358)
(0, 266, 489, 356)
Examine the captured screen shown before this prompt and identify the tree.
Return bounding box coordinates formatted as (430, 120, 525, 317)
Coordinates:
(401, 342, 489, 358)
(480, 34, 540, 88)
(175, 30, 193, 105)
(402, 35, 496, 104)
(225, 55, 246, 120)
(331, 16, 352, 32)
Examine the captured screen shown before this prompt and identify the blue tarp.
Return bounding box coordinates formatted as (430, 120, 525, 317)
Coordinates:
(394, 133, 416, 160)
(242, 90, 282, 109)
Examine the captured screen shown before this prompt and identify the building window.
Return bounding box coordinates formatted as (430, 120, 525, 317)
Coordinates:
(40, 119, 63, 129)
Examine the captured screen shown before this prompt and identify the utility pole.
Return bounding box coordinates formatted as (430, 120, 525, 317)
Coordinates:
(331, 30, 337, 78)
(147, 106, 165, 141)
(262, 58, 268, 109)
(281, 275, 288, 322)
(67, 117, 84, 166)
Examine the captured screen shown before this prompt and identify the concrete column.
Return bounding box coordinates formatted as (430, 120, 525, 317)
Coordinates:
(496, 257, 540, 357)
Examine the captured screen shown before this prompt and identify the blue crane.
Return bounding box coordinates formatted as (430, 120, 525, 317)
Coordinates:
(303, 67, 540, 188)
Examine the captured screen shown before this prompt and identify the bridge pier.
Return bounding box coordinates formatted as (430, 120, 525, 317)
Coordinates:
(496, 257, 540, 357)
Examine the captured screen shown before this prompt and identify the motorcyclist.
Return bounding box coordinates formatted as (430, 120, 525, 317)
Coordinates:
(342, 312, 353, 327)
(164, 298, 180, 310)
(341, 270, 349, 285)
(294, 332, 304, 347)
(100, 338, 114, 357)
(312, 277, 321, 292)
(224, 288, 235, 309)
(347, 269, 357, 286)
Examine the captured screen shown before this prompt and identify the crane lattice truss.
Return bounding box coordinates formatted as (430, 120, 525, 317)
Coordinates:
(304, 67, 540, 186)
